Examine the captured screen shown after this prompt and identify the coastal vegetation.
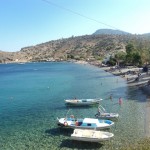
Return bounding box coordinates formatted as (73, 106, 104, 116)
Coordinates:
(107, 43, 143, 66)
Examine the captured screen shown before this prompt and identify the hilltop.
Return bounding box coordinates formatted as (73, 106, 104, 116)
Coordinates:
(0, 29, 150, 64)
(93, 29, 131, 35)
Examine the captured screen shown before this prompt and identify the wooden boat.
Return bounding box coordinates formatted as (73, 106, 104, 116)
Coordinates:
(95, 105, 119, 121)
(71, 129, 114, 142)
(57, 116, 114, 130)
(65, 98, 102, 106)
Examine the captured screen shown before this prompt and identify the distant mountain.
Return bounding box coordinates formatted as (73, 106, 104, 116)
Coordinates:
(93, 29, 131, 35)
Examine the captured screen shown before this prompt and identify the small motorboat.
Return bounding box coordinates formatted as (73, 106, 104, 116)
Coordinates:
(95, 105, 119, 121)
(57, 116, 114, 130)
(65, 98, 102, 106)
(71, 129, 114, 142)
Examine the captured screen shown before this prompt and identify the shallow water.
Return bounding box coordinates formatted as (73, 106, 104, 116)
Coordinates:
(0, 62, 148, 149)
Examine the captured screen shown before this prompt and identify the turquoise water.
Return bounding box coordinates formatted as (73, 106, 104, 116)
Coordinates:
(0, 62, 147, 149)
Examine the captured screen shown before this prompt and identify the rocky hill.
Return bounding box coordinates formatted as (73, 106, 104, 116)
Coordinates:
(1, 29, 150, 64)
(93, 29, 131, 35)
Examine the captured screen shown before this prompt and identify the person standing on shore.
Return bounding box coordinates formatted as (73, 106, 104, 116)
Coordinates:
(110, 94, 113, 101)
(148, 80, 150, 86)
(119, 97, 123, 105)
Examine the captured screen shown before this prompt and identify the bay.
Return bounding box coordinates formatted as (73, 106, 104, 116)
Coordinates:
(0, 62, 147, 149)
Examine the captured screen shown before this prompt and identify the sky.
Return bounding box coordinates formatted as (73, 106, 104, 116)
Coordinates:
(0, 0, 150, 52)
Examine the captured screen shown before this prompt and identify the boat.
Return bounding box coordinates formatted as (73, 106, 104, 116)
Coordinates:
(65, 98, 103, 106)
(95, 105, 119, 121)
(57, 116, 114, 130)
(71, 129, 114, 142)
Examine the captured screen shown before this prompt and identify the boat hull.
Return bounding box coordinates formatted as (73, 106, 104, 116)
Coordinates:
(95, 113, 119, 121)
(65, 99, 102, 106)
(71, 136, 111, 142)
(57, 117, 114, 130)
(71, 129, 114, 142)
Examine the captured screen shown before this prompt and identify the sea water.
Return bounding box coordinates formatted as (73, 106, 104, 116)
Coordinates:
(0, 62, 147, 149)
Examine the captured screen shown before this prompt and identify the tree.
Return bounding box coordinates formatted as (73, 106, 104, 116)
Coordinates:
(126, 43, 134, 54)
(140, 48, 150, 64)
(125, 53, 133, 65)
(115, 51, 126, 66)
(132, 52, 142, 66)
(125, 43, 142, 66)
(125, 43, 135, 65)
(107, 56, 116, 66)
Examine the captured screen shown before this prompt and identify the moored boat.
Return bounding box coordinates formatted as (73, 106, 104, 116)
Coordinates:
(95, 105, 119, 121)
(71, 129, 114, 142)
(65, 98, 102, 106)
(57, 116, 114, 130)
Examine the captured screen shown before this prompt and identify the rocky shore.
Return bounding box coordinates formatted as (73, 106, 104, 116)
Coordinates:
(75, 60, 150, 93)
(100, 65, 150, 93)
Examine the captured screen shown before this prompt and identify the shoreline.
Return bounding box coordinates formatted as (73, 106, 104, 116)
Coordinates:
(75, 60, 150, 95)
(76, 60, 150, 87)
(76, 60, 150, 138)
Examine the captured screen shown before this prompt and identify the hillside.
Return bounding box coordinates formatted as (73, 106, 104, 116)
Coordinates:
(1, 29, 150, 64)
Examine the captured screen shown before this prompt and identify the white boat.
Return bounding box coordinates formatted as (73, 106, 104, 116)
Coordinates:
(71, 129, 114, 142)
(65, 98, 102, 106)
(57, 116, 114, 130)
(95, 105, 119, 121)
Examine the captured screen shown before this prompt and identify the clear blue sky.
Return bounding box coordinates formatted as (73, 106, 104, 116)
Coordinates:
(0, 0, 150, 52)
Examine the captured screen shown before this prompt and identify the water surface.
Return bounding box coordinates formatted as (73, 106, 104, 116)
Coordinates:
(0, 62, 147, 149)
